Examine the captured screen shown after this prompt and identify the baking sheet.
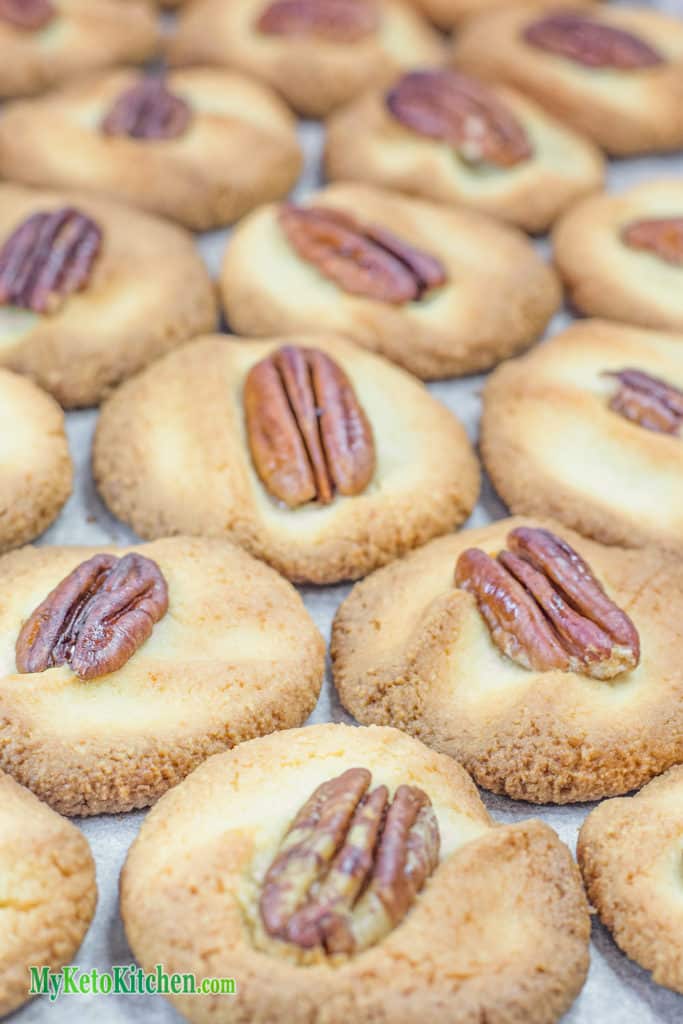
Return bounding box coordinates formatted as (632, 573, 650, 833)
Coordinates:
(10, 2, 683, 1019)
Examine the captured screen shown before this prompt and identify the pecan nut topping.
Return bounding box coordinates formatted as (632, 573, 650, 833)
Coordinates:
(260, 767, 440, 954)
(15, 553, 169, 680)
(621, 218, 683, 266)
(279, 204, 447, 304)
(256, 0, 378, 43)
(605, 368, 683, 435)
(0, 0, 54, 30)
(523, 12, 663, 69)
(244, 344, 375, 508)
(101, 77, 192, 141)
(0, 207, 102, 315)
(385, 70, 533, 168)
(455, 526, 640, 679)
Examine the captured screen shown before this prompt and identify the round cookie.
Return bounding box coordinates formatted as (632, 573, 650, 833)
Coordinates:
(325, 68, 604, 234)
(481, 319, 683, 553)
(167, 0, 445, 119)
(0, 771, 97, 1017)
(219, 184, 561, 380)
(0, 184, 217, 408)
(577, 765, 683, 994)
(121, 723, 590, 1024)
(0, 0, 158, 100)
(331, 516, 683, 803)
(0, 68, 303, 232)
(0, 537, 324, 815)
(453, 4, 683, 156)
(93, 334, 480, 584)
(553, 180, 683, 332)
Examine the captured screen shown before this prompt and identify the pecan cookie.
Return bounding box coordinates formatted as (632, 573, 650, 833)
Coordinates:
(167, 0, 445, 118)
(453, 4, 683, 155)
(481, 319, 683, 553)
(0, 68, 302, 231)
(93, 334, 480, 583)
(0, 537, 324, 815)
(121, 723, 590, 1024)
(0, 771, 97, 1016)
(332, 517, 683, 803)
(0, 183, 216, 407)
(577, 766, 683, 994)
(220, 185, 560, 379)
(407, 0, 599, 30)
(325, 68, 604, 234)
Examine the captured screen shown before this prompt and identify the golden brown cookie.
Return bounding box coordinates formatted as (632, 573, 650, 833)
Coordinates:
(0, 771, 97, 1017)
(0, 68, 303, 231)
(578, 765, 683, 994)
(121, 722, 590, 1024)
(453, 4, 683, 155)
(93, 334, 480, 584)
(220, 184, 560, 379)
(0, 184, 217, 407)
(0, 537, 324, 815)
(411, 0, 601, 30)
(332, 516, 683, 803)
(167, 0, 445, 118)
(481, 319, 683, 553)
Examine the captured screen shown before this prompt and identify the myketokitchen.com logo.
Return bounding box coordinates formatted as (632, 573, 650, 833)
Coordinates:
(29, 964, 237, 1002)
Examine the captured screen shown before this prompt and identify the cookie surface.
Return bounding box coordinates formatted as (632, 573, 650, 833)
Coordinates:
(407, 0, 599, 30)
(121, 723, 590, 1024)
(481, 319, 683, 553)
(93, 334, 480, 584)
(220, 184, 560, 379)
(0, 537, 324, 815)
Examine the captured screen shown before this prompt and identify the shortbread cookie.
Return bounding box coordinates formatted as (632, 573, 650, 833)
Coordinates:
(94, 335, 480, 584)
(0, 184, 217, 407)
(481, 319, 683, 553)
(454, 5, 683, 155)
(325, 68, 604, 233)
(0, 0, 158, 100)
(121, 723, 590, 1024)
(407, 0, 598, 30)
(167, 0, 445, 119)
(332, 517, 683, 803)
(0, 68, 302, 231)
(553, 180, 683, 331)
(220, 185, 560, 379)
(0, 537, 324, 815)
(577, 766, 683, 994)
(0, 772, 97, 1017)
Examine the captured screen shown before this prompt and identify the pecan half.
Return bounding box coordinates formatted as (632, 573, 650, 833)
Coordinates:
(455, 526, 640, 679)
(279, 204, 447, 304)
(385, 70, 532, 168)
(605, 368, 683, 436)
(260, 767, 440, 954)
(0, 208, 102, 315)
(621, 218, 683, 267)
(0, 0, 54, 30)
(244, 345, 375, 508)
(101, 77, 192, 141)
(256, 0, 378, 43)
(15, 553, 168, 680)
(523, 12, 663, 69)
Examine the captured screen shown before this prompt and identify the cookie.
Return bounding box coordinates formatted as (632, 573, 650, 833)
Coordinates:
(577, 765, 683, 994)
(553, 180, 683, 332)
(0, 68, 303, 231)
(332, 516, 683, 803)
(325, 68, 604, 234)
(407, 0, 599, 30)
(0, 0, 158, 100)
(0, 537, 324, 815)
(0, 183, 217, 407)
(481, 319, 683, 553)
(121, 722, 590, 1024)
(167, 0, 445, 119)
(219, 184, 561, 379)
(93, 334, 480, 584)
(0, 771, 97, 1017)
(453, 4, 683, 155)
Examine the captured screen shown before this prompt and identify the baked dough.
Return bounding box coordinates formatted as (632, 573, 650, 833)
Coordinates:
(407, 0, 599, 30)
(0, 537, 324, 815)
(121, 723, 590, 1024)
(220, 184, 561, 379)
(0, 68, 303, 231)
(93, 334, 480, 584)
